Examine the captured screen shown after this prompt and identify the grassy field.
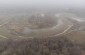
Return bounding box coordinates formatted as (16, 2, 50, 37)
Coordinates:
(0, 13, 85, 55)
(65, 31, 85, 45)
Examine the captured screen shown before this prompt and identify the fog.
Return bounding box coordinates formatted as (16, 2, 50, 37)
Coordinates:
(0, 0, 85, 55)
(0, 0, 84, 8)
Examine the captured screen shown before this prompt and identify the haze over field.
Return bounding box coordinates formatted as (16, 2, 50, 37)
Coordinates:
(0, 0, 85, 55)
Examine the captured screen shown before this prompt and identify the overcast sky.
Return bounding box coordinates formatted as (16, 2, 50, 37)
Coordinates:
(0, 0, 84, 8)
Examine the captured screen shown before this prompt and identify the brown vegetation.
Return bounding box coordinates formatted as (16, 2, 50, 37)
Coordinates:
(0, 36, 84, 55)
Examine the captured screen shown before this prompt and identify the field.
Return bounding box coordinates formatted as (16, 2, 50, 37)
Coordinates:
(0, 9, 85, 55)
